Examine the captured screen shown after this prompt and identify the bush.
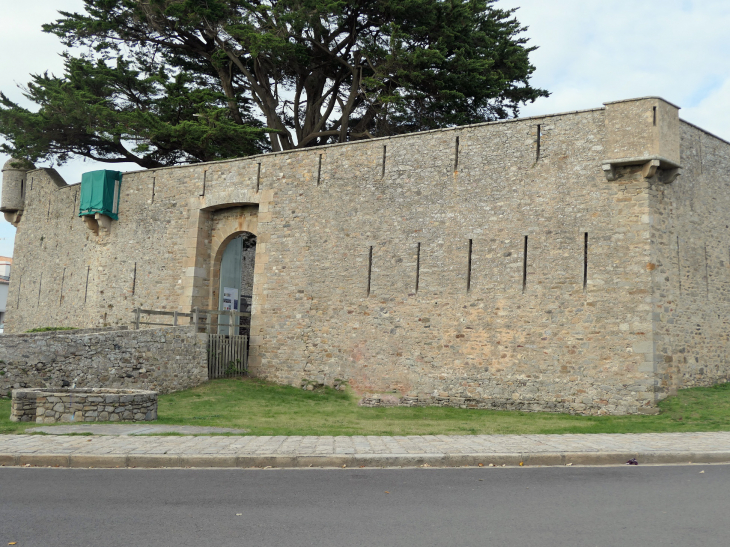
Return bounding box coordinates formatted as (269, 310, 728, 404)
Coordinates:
(25, 327, 77, 333)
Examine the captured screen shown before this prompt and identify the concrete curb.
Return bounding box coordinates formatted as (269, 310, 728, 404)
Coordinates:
(2, 451, 730, 469)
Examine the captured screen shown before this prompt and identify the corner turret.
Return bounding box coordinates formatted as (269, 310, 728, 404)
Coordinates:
(1, 158, 33, 226)
(601, 97, 682, 183)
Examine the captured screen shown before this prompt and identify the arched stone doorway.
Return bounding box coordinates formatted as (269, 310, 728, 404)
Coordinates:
(204, 205, 259, 335)
(216, 232, 257, 335)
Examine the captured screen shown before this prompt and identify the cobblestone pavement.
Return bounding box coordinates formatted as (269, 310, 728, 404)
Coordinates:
(3, 431, 730, 468)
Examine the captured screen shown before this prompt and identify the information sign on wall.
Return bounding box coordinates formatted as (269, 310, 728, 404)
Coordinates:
(222, 287, 239, 311)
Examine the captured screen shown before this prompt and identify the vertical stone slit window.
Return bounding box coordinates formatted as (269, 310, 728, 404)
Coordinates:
(317, 154, 322, 186)
(653, 106, 657, 126)
(151, 177, 156, 203)
(454, 136, 460, 172)
(677, 236, 682, 295)
(704, 243, 709, 299)
(256, 163, 262, 192)
(84, 266, 90, 304)
(382, 145, 387, 177)
(201, 171, 207, 197)
(132, 262, 137, 295)
(536, 125, 542, 161)
(415, 242, 421, 293)
(59, 267, 66, 305)
(467, 239, 473, 293)
(522, 235, 528, 292)
(20, 178, 24, 199)
(699, 135, 703, 174)
(583, 232, 588, 290)
(367, 246, 373, 295)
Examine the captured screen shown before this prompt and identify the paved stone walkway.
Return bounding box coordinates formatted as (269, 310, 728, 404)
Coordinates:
(2, 431, 730, 468)
(33, 424, 247, 436)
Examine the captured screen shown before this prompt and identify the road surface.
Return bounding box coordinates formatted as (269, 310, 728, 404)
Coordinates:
(1, 465, 728, 546)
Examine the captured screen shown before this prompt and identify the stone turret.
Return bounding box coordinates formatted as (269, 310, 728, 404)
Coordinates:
(1, 158, 33, 226)
(601, 97, 682, 183)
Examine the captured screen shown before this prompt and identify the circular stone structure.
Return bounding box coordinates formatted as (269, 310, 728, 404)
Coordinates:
(1, 158, 32, 213)
(10, 388, 158, 424)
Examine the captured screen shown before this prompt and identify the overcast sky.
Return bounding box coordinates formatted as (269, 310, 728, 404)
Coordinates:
(1, 0, 729, 257)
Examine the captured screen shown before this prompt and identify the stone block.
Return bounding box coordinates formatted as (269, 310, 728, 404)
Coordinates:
(8, 388, 157, 423)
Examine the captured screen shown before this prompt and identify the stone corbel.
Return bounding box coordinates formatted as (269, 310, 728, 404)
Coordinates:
(641, 159, 660, 179)
(83, 215, 99, 235)
(602, 156, 681, 184)
(3, 211, 22, 227)
(659, 167, 682, 184)
(95, 213, 112, 234)
(82, 213, 112, 236)
(602, 163, 617, 181)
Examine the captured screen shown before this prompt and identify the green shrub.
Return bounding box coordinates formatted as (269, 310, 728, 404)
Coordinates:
(25, 327, 78, 333)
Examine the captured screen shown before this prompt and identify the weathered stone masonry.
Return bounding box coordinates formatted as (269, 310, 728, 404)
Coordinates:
(11, 387, 157, 423)
(0, 327, 207, 397)
(3, 96, 729, 415)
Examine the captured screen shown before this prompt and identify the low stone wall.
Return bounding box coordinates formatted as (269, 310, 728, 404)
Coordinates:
(0, 326, 207, 397)
(359, 395, 657, 415)
(11, 388, 157, 423)
(18, 326, 129, 336)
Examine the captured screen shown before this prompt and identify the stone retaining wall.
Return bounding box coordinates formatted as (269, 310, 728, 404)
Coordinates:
(0, 326, 207, 397)
(10, 388, 157, 423)
(358, 395, 660, 414)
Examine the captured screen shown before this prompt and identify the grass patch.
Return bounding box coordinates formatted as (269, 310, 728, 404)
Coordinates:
(131, 432, 249, 437)
(25, 327, 77, 333)
(153, 377, 730, 436)
(0, 399, 38, 434)
(3, 379, 730, 436)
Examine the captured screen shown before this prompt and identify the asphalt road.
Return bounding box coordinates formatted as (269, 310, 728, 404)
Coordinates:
(1, 465, 729, 547)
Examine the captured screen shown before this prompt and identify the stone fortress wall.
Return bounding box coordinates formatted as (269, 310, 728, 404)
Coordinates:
(3, 97, 729, 415)
(649, 121, 730, 392)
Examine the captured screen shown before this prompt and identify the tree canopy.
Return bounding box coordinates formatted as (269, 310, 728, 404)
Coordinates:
(0, 0, 548, 168)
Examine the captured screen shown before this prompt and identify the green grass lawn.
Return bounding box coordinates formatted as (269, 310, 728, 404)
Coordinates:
(3, 378, 730, 436)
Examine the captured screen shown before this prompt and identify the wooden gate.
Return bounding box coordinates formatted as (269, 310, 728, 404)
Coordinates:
(208, 334, 248, 379)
